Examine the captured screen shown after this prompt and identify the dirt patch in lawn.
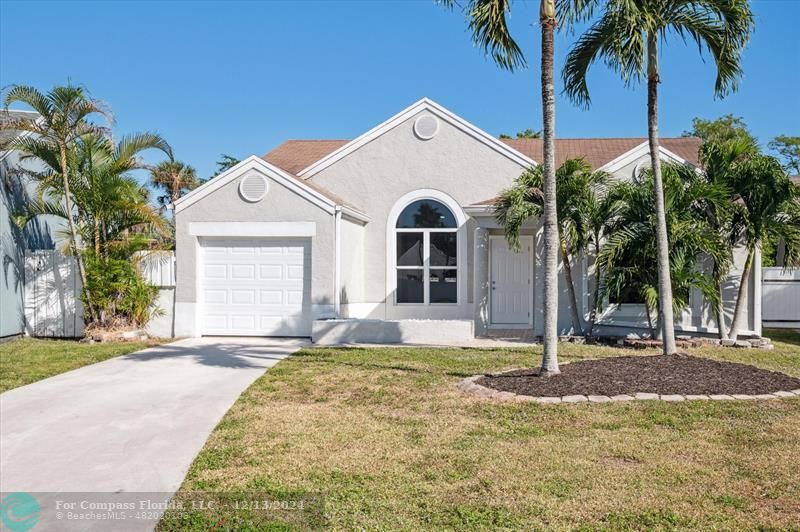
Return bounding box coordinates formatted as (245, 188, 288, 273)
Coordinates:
(478, 354, 800, 397)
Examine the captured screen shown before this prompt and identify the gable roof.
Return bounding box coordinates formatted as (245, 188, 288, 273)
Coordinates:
(264, 136, 701, 178)
(173, 155, 369, 221)
(291, 98, 537, 178)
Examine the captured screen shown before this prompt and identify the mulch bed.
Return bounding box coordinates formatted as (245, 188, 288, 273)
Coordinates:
(477, 354, 800, 397)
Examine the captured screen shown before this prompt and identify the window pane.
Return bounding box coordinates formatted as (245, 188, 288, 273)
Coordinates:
(397, 232, 423, 266)
(397, 269, 424, 303)
(429, 269, 457, 303)
(396, 199, 457, 228)
(430, 232, 457, 266)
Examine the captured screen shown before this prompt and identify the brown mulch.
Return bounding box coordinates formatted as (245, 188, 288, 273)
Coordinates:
(477, 354, 800, 397)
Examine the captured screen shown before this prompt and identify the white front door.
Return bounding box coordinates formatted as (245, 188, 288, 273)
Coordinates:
(199, 238, 311, 336)
(490, 236, 532, 325)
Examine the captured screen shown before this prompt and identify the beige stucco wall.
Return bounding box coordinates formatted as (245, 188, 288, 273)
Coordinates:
(175, 172, 335, 309)
(339, 215, 365, 312)
(309, 110, 527, 319)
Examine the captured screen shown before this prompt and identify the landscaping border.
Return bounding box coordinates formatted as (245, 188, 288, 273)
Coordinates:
(457, 373, 800, 404)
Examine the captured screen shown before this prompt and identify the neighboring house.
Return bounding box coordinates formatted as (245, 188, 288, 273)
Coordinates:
(0, 109, 64, 339)
(173, 98, 760, 342)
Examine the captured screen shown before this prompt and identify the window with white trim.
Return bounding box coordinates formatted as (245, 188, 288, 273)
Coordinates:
(395, 199, 458, 304)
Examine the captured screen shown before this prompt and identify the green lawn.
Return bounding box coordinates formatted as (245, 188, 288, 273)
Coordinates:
(0, 337, 162, 393)
(161, 331, 800, 531)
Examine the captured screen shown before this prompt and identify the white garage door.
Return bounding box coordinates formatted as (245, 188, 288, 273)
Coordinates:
(199, 238, 311, 336)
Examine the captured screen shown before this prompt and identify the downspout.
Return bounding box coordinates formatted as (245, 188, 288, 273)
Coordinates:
(334, 205, 342, 317)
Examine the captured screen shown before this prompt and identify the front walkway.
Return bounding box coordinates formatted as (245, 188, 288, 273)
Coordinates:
(0, 337, 304, 530)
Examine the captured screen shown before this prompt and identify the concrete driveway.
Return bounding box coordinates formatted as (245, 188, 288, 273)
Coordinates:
(0, 337, 305, 530)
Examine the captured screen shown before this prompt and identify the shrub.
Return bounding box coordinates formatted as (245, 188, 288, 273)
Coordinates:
(82, 254, 161, 328)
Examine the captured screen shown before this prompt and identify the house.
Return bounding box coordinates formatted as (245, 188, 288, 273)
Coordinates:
(0, 109, 66, 339)
(173, 98, 760, 343)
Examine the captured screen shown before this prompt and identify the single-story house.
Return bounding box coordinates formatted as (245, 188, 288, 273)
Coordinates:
(173, 98, 760, 343)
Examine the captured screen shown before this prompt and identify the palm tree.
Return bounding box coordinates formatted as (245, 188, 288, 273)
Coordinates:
(726, 155, 800, 340)
(150, 160, 199, 210)
(440, 0, 569, 375)
(561, 0, 754, 354)
(496, 158, 613, 336)
(1, 84, 116, 320)
(21, 132, 172, 258)
(600, 163, 729, 338)
(585, 180, 623, 335)
(698, 137, 756, 338)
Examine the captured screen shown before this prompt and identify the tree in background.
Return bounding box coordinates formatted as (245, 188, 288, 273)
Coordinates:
(769, 135, 800, 175)
(150, 160, 200, 210)
(1, 84, 115, 321)
(211, 154, 240, 178)
(562, 0, 754, 354)
(683, 114, 756, 145)
(500, 129, 542, 139)
(496, 158, 613, 336)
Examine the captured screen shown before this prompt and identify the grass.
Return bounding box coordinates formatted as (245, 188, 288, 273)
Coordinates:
(160, 332, 800, 530)
(0, 337, 162, 393)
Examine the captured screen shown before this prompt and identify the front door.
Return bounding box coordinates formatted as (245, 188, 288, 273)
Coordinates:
(490, 236, 532, 325)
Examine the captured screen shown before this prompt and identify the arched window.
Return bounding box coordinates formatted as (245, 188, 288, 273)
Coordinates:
(395, 199, 458, 304)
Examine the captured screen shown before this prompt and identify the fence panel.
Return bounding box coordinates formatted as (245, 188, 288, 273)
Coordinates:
(762, 267, 800, 328)
(23, 250, 176, 338)
(135, 251, 176, 287)
(24, 251, 84, 338)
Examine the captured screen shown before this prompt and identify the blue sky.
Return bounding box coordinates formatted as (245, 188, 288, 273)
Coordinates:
(1, 0, 798, 181)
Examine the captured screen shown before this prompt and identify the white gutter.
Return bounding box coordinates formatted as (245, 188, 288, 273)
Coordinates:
(333, 206, 342, 317)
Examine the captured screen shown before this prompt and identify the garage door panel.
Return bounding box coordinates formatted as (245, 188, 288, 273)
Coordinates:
(204, 264, 227, 280)
(231, 264, 256, 280)
(200, 238, 311, 337)
(259, 290, 282, 305)
(231, 290, 256, 305)
(230, 246, 256, 255)
(204, 290, 227, 304)
(259, 265, 282, 280)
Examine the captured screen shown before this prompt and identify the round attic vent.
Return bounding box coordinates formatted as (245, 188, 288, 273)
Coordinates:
(632, 161, 650, 179)
(414, 114, 439, 140)
(239, 173, 269, 202)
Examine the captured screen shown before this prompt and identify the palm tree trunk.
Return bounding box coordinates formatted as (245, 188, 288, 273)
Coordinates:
(560, 241, 585, 335)
(587, 240, 601, 336)
(646, 33, 677, 355)
(94, 219, 101, 257)
(60, 143, 95, 323)
(729, 247, 754, 341)
(713, 265, 728, 339)
(539, 0, 559, 375)
(645, 303, 656, 339)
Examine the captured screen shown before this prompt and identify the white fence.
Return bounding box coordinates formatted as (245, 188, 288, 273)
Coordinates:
(134, 250, 176, 287)
(24, 251, 84, 337)
(762, 267, 800, 329)
(23, 250, 176, 338)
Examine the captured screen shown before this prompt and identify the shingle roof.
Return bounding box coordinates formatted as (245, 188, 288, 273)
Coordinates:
(501, 137, 701, 169)
(263, 140, 348, 175)
(263, 137, 702, 178)
(0, 109, 39, 144)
